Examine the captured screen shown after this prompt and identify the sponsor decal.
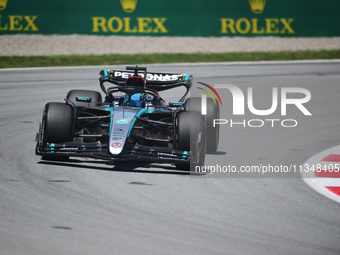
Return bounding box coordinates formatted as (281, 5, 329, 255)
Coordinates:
(248, 0, 266, 14)
(92, 0, 167, 34)
(116, 119, 129, 124)
(113, 131, 125, 135)
(76, 96, 91, 102)
(0, 0, 39, 32)
(220, 0, 294, 35)
(0, 15, 39, 31)
(112, 142, 122, 148)
(112, 71, 181, 81)
(158, 152, 176, 157)
(120, 0, 138, 13)
(0, 0, 8, 10)
(111, 136, 121, 140)
(91, 17, 167, 34)
(60, 147, 78, 151)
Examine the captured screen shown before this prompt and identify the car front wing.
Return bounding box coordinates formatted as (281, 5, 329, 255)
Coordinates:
(35, 139, 190, 164)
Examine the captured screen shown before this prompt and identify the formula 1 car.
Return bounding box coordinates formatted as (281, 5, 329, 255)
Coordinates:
(35, 66, 220, 170)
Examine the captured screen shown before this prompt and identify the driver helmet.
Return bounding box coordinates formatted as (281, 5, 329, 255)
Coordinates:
(123, 93, 146, 107)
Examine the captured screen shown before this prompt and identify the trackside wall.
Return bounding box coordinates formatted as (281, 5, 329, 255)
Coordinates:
(0, 0, 339, 36)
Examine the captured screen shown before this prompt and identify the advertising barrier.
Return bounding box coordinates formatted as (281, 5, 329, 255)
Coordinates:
(0, 0, 339, 36)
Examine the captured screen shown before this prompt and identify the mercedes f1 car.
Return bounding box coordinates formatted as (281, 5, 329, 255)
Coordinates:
(35, 66, 220, 170)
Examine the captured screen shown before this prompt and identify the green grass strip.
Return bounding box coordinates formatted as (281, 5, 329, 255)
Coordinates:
(0, 50, 339, 68)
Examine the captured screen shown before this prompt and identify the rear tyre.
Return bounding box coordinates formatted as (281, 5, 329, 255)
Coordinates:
(185, 97, 220, 153)
(175, 111, 206, 171)
(66, 90, 102, 107)
(41, 102, 74, 160)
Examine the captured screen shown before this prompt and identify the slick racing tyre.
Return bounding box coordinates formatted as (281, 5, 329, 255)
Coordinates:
(175, 111, 206, 171)
(41, 102, 74, 160)
(66, 90, 102, 107)
(185, 97, 220, 153)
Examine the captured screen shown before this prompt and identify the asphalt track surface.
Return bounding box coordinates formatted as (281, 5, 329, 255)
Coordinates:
(1, 61, 340, 255)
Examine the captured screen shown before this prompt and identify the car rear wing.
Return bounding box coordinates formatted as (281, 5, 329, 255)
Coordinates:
(99, 68, 193, 102)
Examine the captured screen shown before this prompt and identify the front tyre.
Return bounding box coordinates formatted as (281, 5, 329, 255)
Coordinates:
(41, 102, 74, 160)
(185, 97, 220, 153)
(175, 111, 206, 171)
